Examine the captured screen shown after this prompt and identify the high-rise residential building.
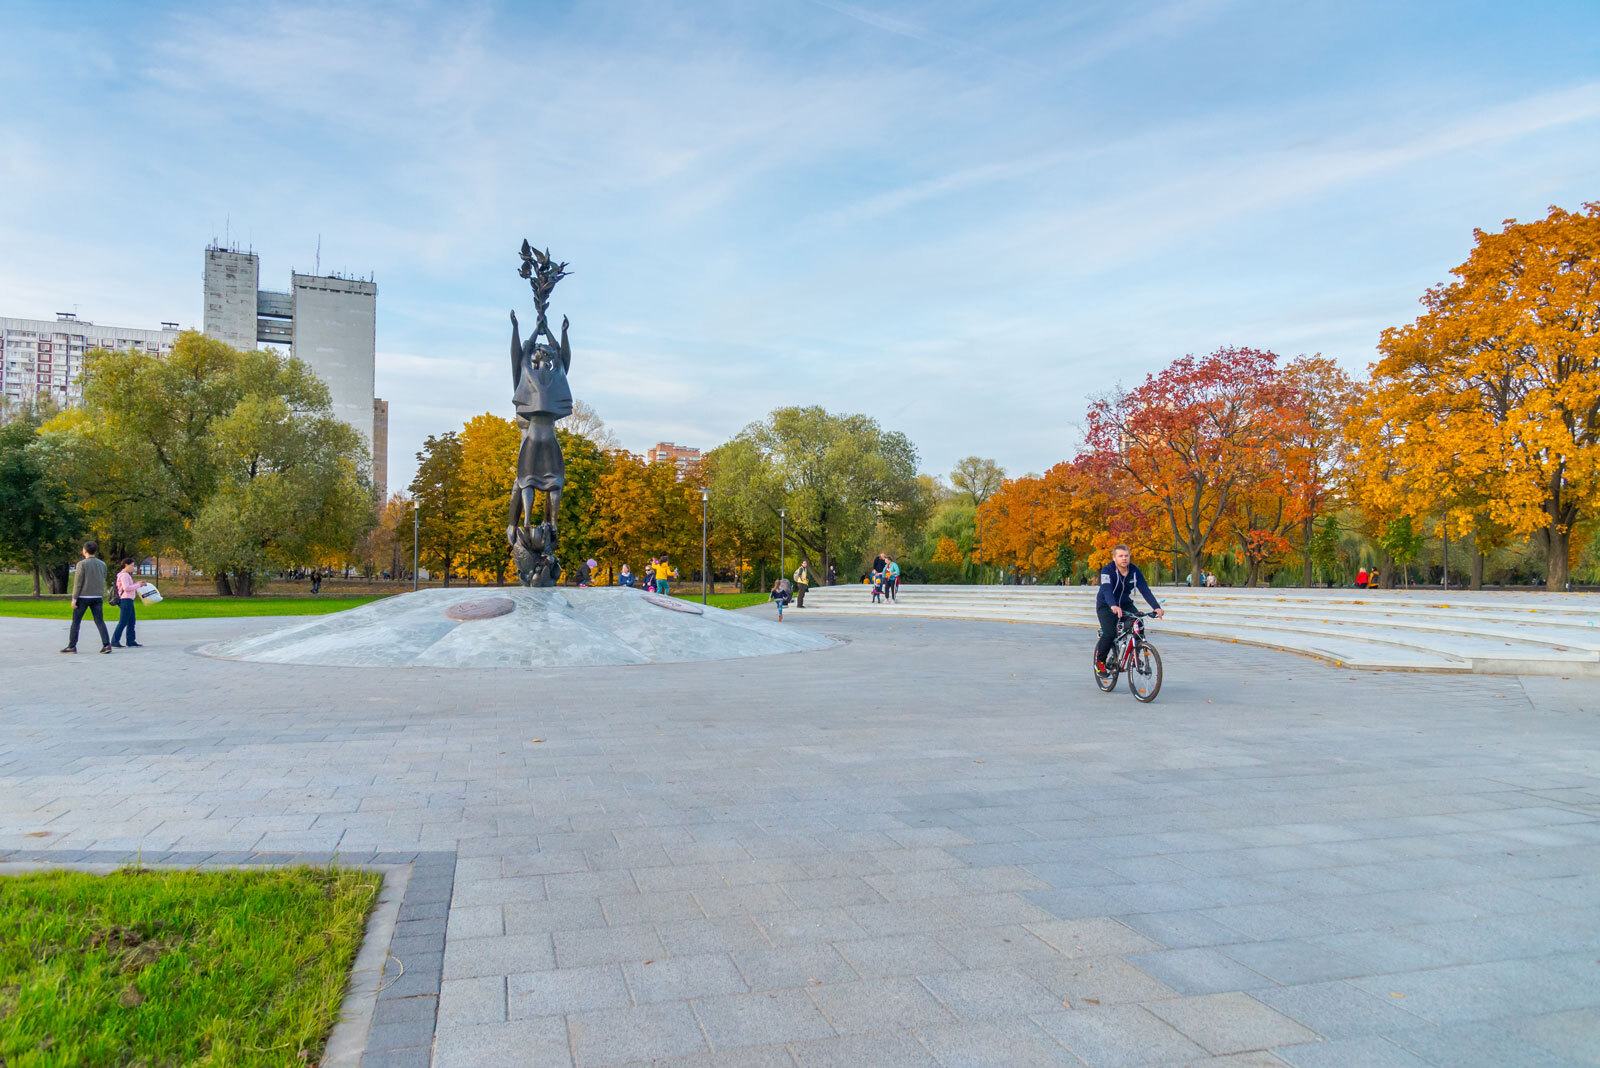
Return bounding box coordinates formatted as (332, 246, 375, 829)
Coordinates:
(202, 246, 387, 498)
(647, 441, 701, 477)
(1, 314, 181, 408)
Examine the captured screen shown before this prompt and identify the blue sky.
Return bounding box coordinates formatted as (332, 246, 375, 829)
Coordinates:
(3, 0, 1598, 492)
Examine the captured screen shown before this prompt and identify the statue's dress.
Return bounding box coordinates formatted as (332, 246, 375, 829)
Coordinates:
(514, 343, 573, 493)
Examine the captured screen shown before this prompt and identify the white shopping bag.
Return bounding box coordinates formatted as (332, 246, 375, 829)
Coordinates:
(136, 582, 163, 604)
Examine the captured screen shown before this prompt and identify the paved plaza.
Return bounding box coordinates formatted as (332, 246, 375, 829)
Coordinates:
(3, 609, 1599, 1067)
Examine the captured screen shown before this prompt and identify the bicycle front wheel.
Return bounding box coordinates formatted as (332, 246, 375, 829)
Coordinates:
(1127, 642, 1162, 703)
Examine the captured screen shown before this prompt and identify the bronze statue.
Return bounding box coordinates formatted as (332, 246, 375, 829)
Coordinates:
(507, 241, 573, 586)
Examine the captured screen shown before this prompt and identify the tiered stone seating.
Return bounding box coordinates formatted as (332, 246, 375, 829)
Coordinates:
(801, 584, 1600, 675)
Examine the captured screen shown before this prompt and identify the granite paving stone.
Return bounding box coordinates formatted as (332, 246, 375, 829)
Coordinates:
(788, 1029, 941, 1067)
(693, 988, 836, 1048)
(1145, 992, 1319, 1054)
(567, 1001, 710, 1065)
(5, 611, 1599, 1068)
(507, 962, 632, 1017)
(1033, 1003, 1210, 1067)
(804, 976, 956, 1033)
(912, 1019, 1082, 1066)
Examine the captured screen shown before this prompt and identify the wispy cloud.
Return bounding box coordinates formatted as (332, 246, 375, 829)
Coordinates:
(3, 0, 1598, 490)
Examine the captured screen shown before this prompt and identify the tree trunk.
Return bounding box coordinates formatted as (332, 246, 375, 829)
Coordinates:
(1542, 524, 1571, 590)
(233, 570, 255, 597)
(1246, 560, 1260, 588)
(31, 558, 41, 597)
(1189, 547, 1202, 587)
(1377, 557, 1393, 589)
(214, 573, 234, 596)
(1471, 549, 1484, 590)
(1302, 515, 1315, 587)
(45, 562, 69, 594)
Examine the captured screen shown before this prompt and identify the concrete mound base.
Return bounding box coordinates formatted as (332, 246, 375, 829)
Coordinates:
(201, 587, 832, 668)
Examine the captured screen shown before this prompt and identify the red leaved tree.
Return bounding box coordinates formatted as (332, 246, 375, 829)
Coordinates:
(1085, 347, 1293, 587)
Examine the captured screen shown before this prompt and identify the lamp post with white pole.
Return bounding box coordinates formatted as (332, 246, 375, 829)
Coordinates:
(779, 508, 787, 588)
(412, 499, 419, 592)
(701, 489, 710, 605)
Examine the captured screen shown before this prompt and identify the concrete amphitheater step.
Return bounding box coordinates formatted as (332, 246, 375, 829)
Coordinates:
(800, 586, 1600, 675)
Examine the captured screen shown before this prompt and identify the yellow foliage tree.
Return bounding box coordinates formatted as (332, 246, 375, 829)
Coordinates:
(455, 413, 520, 584)
(932, 535, 962, 564)
(1363, 203, 1600, 589)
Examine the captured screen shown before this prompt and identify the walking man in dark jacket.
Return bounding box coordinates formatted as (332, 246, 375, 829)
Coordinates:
(1094, 544, 1163, 676)
(62, 542, 112, 654)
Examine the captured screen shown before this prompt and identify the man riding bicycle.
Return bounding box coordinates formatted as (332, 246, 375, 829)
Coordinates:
(1095, 544, 1164, 677)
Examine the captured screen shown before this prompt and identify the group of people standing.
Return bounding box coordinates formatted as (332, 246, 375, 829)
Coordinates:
(869, 553, 900, 603)
(61, 542, 143, 654)
(615, 556, 679, 595)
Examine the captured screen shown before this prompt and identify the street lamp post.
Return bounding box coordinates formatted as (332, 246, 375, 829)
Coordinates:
(778, 508, 787, 587)
(701, 489, 710, 605)
(412, 499, 419, 592)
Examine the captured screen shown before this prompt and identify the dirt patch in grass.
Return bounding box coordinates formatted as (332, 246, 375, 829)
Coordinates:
(0, 865, 381, 1067)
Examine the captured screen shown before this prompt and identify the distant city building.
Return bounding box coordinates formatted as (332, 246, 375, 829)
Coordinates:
(372, 398, 389, 501)
(1, 313, 181, 408)
(647, 441, 701, 476)
(203, 246, 387, 498)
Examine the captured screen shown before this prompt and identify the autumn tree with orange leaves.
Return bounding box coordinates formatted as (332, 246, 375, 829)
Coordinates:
(1354, 203, 1600, 590)
(590, 450, 703, 580)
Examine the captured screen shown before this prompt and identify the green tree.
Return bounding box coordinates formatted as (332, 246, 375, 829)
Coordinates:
(411, 432, 464, 586)
(711, 407, 922, 575)
(1379, 515, 1424, 587)
(0, 420, 84, 595)
(39, 332, 373, 593)
(950, 456, 1006, 506)
(1309, 514, 1343, 585)
(186, 392, 374, 596)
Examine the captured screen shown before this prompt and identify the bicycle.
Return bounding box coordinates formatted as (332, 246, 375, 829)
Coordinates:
(1093, 609, 1163, 703)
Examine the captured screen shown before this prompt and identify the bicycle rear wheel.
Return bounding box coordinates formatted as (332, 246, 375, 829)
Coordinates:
(1127, 642, 1162, 702)
(1093, 645, 1118, 692)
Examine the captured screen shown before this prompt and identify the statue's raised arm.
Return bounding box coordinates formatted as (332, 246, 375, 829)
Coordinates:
(559, 315, 571, 371)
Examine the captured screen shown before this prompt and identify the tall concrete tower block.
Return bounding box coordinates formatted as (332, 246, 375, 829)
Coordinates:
(200, 248, 387, 499)
(202, 248, 259, 351)
(291, 272, 377, 459)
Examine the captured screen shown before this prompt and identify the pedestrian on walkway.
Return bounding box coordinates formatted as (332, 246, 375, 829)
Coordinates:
(826, 563, 837, 586)
(110, 557, 142, 648)
(886, 555, 900, 601)
(62, 542, 112, 654)
(792, 559, 815, 608)
(310, 567, 323, 595)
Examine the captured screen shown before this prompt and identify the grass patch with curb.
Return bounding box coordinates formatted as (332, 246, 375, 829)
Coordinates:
(0, 865, 381, 1067)
(0, 595, 389, 620)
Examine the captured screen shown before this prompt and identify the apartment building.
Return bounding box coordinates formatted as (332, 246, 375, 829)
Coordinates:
(0, 314, 181, 408)
(646, 441, 701, 477)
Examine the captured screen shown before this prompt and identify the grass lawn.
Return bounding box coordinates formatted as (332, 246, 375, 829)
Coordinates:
(0, 595, 389, 620)
(671, 591, 769, 610)
(0, 572, 37, 596)
(0, 865, 379, 1067)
